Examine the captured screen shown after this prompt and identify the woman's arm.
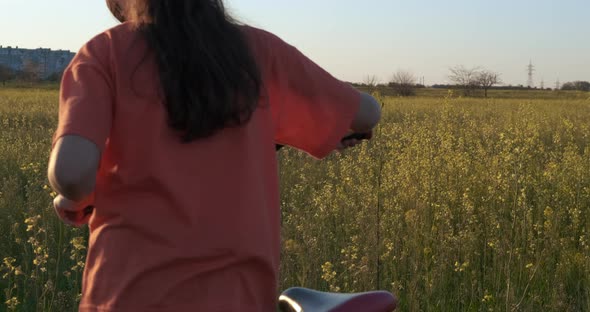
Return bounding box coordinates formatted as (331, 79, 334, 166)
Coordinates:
(48, 33, 113, 226)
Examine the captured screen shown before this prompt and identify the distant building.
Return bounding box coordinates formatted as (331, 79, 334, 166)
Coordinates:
(0, 45, 75, 79)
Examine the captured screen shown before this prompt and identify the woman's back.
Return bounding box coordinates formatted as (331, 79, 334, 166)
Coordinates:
(54, 22, 362, 311)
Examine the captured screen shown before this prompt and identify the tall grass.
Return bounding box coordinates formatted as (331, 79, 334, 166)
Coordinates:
(1, 88, 589, 311)
(0, 89, 86, 311)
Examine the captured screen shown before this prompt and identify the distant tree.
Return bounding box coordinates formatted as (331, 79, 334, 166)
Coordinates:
(561, 82, 576, 90)
(449, 65, 480, 96)
(45, 69, 65, 83)
(476, 70, 502, 98)
(575, 81, 590, 91)
(389, 70, 416, 96)
(562, 81, 590, 92)
(22, 59, 41, 83)
(364, 75, 379, 92)
(0, 64, 14, 86)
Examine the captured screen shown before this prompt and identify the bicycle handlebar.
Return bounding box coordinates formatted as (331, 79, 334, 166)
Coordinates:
(275, 132, 371, 151)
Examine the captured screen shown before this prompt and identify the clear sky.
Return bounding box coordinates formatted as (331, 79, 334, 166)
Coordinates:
(1, 0, 588, 86)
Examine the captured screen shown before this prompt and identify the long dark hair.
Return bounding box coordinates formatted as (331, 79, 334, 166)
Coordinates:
(107, 0, 262, 142)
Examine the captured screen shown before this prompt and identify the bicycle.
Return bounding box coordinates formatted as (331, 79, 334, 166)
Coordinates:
(278, 287, 396, 312)
(276, 133, 397, 312)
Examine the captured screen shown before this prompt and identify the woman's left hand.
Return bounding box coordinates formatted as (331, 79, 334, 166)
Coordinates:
(53, 195, 93, 227)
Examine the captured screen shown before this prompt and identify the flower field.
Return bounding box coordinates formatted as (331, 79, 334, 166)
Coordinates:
(1, 88, 589, 311)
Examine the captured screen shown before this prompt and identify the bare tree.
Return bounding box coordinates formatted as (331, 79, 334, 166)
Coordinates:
(477, 70, 501, 98)
(364, 75, 379, 93)
(0, 64, 14, 86)
(449, 65, 480, 96)
(389, 70, 416, 96)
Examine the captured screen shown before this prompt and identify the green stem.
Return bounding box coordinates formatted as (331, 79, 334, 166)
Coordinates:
(48, 221, 63, 312)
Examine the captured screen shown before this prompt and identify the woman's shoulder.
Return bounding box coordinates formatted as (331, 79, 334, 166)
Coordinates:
(238, 25, 298, 68)
(74, 22, 144, 65)
(78, 22, 140, 53)
(239, 25, 288, 48)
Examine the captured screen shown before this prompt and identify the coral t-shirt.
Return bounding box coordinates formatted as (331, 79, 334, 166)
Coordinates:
(54, 23, 360, 312)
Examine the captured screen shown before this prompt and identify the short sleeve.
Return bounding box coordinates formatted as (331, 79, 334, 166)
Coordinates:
(53, 34, 114, 152)
(264, 32, 360, 159)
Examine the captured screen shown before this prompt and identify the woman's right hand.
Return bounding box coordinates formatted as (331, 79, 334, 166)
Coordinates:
(336, 130, 372, 151)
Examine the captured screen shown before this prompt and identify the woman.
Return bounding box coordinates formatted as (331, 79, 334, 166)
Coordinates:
(48, 0, 381, 311)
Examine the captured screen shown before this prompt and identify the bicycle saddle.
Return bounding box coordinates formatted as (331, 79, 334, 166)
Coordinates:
(278, 287, 396, 312)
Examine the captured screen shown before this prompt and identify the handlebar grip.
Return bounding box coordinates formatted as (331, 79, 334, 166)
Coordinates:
(342, 132, 371, 141)
(275, 132, 371, 151)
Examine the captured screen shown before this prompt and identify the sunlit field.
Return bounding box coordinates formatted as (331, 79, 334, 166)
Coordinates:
(1, 87, 589, 311)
